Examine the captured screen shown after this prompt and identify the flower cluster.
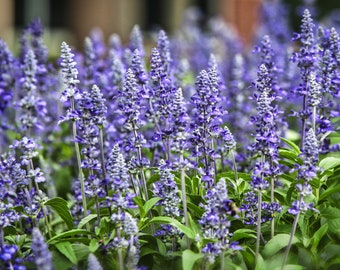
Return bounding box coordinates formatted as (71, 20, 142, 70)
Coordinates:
(199, 179, 241, 263)
(289, 128, 319, 215)
(31, 228, 53, 270)
(241, 191, 282, 225)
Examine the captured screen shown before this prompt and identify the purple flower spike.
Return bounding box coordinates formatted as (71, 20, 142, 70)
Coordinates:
(31, 228, 53, 270)
(60, 42, 81, 102)
(200, 179, 241, 263)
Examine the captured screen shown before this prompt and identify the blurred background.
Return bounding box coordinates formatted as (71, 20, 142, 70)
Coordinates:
(0, 0, 340, 54)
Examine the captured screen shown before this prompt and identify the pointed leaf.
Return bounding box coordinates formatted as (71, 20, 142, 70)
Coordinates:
(231, 228, 257, 241)
(255, 254, 266, 270)
(280, 137, 300, 154)
(77, 214, 98, 229)
(311, 223, 328, 251)
(55, 241, 77, 265)
(148, 216, 196, 239)
(182, 250, 203, 270)
(320, 185, 340, 201)
(142, 197, 161, 219)
(48, 229, 92, 244)
(319, 157, 340, 172)
(263, 234, 299, 258)
(44, 197, 74, 230)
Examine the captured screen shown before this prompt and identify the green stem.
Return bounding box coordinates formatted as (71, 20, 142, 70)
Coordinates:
(70, 97, 89, 230)
(132, 124, 149, 202)
(312, 106, 316, 134)
(0, 227, 4, 247)
(255, 191, 262, 265)
(282, 212, 300, 269)
(270, 176, 275, 239)
(116, 226, 124, 270)
(180, 152, 189, 227)
(95, 196, 101, 224)
(220, 251, 225, 270)
(98, 128, 108, 193)
(230, 150, 238, 182)
(300, 95, 307, 150)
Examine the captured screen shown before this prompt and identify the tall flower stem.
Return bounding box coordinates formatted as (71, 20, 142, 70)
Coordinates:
(255, 191, 262, 264)
(282, 211, 300, 269)
(71, 97, 88, 223)
(132, 124, 149, 202)
(180, 152, 191, 248)
(270, 176, 275, 239)
(116, 222, 124, 270)
(180, 169, 189, 228)
(300, 96, 307, 150)
(220, 252, 225, 270)
(230, 150, 238, 182)
(312, 106, 316, 133)
(0, 226, 4, 247)
(98, 128, 108, 193)
(270, 157, 275, 239)
(29, 160, 52, 238)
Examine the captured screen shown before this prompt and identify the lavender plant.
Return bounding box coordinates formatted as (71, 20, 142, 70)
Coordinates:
(0, 8, 339, 270)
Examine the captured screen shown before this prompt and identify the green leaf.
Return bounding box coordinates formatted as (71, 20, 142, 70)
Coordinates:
(44, 197, 74, 230)
(72, 243, 90, 261)
(77, 214, 98, 229)
(280, 137, 300, 154)
(274, 265, 306, 270)
(141, 197, 161, 219)
(320, 185, 340, 201)
(89, 239, 100, 253)
(157, 239, 167, 256)
(320, 205, 340, 219)
(182, 250, 203, 270)
(263, 234, 299, 258)
(217, 172, 251, 181)
(231, 229, 257, 241)
(319, 157, 340, 172)
(55, 241, 77, 265)
(279, 149, 302, 164)
(52, 249, 73, 270)
(311, 223, 328, 252)
(47, 229, 92, 244)
(147, 216, 196, 239)
(187, 202, 204, 217)
(255, 254, 266, 270)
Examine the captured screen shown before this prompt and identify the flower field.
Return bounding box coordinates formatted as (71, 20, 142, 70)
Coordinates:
(0, 3, 340, 270)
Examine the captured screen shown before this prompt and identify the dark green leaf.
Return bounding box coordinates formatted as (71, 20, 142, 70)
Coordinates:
(263, 234, 299, 258)
(44, 197, 74, 230)
(55, 241, 77, 265)
(157, 239, 167, 256)
(280, 137, 301, 154)
(279, 149, 302, 164)
(231, 229, 257, 241)
(187, 202, 204, 217)
(52, 249, 73, 270)
(217, 172, 251, 181)
(320, 205, 340, 219)
(182, 250, 203, 270)
(311, 223, 328, 251)
(147, 216, 196, 239)
(77, 214, 98, 229)
(47, 229, 92, 244)
(142, 197, 161, 219)
(320, 185, 340, 201)
(72, 243, 90, 262)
